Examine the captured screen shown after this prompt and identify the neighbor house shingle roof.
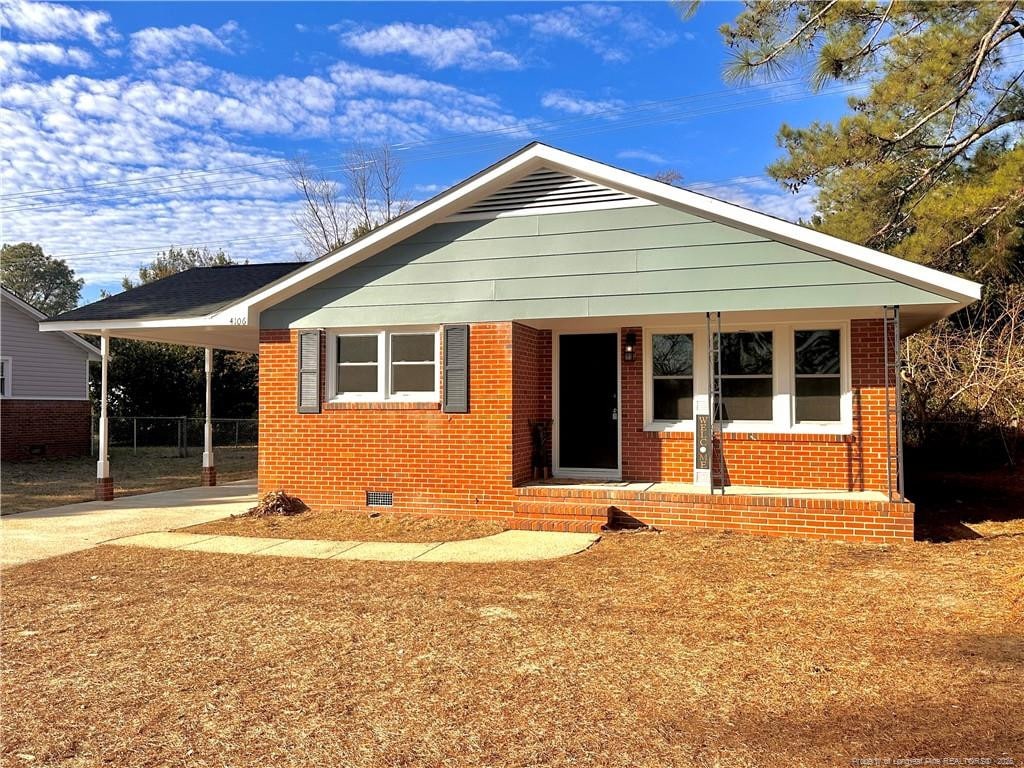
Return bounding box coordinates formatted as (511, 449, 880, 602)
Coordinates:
(49, 263, 306, 323)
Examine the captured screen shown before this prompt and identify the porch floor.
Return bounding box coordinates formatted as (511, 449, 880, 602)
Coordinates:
(517, 479, 891, 503)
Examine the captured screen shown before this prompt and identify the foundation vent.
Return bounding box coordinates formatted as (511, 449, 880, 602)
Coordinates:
(366, 490, 394, 507)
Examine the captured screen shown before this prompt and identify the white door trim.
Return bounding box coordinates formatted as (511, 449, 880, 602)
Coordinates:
(552, 329, 622, 481)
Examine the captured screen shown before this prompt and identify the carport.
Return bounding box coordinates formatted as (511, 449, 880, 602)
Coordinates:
(38, 263, 303, 500)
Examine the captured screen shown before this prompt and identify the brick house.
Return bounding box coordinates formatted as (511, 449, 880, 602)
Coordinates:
(43, 144, 981, 542)
(1, 286, 100, 461)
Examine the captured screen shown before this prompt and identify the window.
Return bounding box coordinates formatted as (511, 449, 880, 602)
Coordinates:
(390, 333, 437, 395)
(336, 335, 380, 397)
(794, 329, 841, 422)
(651, 333, 694, 421)
(715, 331, 774, 421)
(0, 357, 10, 397)
(332, 329, 438, 401)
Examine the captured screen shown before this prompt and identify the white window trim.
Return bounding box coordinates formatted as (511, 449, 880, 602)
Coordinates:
(327, 327, 439, 403)
(643, 321, 852, 435)
(0, 356, 11, 398)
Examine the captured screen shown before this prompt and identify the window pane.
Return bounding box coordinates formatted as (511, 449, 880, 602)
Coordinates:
(653, 378, 693, 421)
(392, 334, 435, 363)
(795, 377, 841, 422)
(338, 335, 377, 364)
(720, 378, 773, 420)
(338, 365, 378, 393)
(717, 332, 773, 375)
(795, 330, 840, 375)
(652, 334, 693, 376)
(392, 363, 435, 393)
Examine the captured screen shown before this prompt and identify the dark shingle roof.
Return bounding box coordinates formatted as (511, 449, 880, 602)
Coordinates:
(49, 262, 306, 323)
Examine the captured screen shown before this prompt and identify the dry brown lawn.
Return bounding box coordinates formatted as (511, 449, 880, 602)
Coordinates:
(2, 525, 1022, 767)
(0, 446, 257, 515)
(183, 507, 505, 542)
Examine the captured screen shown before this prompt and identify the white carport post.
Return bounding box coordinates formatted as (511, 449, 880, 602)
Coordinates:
(201, 346, 217, 486)
(96, 332, 113, 501)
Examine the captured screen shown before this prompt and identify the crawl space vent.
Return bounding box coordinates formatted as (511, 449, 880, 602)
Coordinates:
(366, 491, 394, 507)
(455, 169, 637, 217)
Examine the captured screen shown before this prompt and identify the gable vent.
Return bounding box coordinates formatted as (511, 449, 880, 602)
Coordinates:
(453, 169, 639, 218)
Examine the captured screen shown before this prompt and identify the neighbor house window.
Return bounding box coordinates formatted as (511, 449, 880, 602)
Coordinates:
(794, 329, 841, 422)
(333, 330, 438, 401)
(0, 357, 10, 397)
(715, 331, 774, 421)
(651, 333, 694, 421)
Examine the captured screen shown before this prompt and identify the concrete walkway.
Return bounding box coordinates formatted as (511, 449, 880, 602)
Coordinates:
(1, 480, 257, 568)
(106, 529, 601, 563)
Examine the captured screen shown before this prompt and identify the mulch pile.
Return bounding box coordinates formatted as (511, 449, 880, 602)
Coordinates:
(245, 490, 307, 518)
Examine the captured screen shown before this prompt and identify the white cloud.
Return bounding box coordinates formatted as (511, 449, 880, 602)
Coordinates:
(129, 21, 236, 63)
(617, 149, 667, 164)
(692, 176, 819, 223)
(511, 4, 676, 63)
(0, 40, 92, 79)
(540, 90, 624, 116)
(0, 56, 527, 292)
(341, 22, 520, 70)
(0, 0, 119, 45)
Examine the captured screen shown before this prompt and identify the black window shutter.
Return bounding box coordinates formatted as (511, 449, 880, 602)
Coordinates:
(297, 330, 321, 414)
(443, 324, 469, 413)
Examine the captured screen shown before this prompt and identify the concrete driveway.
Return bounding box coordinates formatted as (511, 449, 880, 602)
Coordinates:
(1, 480, 257, 568)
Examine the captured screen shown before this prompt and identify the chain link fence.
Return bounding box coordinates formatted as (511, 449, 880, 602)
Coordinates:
(91, 416, 258, 457)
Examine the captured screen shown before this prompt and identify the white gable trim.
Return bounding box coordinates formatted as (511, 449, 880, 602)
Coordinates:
(205, 142, 979, 324)
(1, 287, 101, 358)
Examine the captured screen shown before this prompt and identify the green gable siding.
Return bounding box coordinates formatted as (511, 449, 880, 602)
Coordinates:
(261, 204, 953, 329)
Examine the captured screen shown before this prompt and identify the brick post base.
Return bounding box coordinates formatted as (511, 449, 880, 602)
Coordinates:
(96, 477, 114, 501)
(201, 467, 217, 487)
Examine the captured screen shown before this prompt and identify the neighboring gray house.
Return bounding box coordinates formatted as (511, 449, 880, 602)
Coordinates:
(1, 286, 99, 460)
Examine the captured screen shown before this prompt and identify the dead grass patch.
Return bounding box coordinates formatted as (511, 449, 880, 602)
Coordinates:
(2, 529, 1021, 767)
(0, 446, 257, 515)
(182, 507, 505, 543)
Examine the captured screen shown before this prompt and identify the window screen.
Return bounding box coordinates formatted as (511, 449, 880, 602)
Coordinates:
(715, 331, 774, 421)
(794, 330, 841, 422)
(651, 333, 694, 421)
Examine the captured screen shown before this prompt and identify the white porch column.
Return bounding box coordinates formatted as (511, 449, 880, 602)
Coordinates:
(201, 346, 217, 486)
(96, 332, 113, 500)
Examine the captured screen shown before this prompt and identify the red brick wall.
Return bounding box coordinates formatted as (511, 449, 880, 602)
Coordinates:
(1, 399, 91, 461)
(258, 324, 517, 517)
(511, 324, 552, 486)
(619, 319, 891, 492)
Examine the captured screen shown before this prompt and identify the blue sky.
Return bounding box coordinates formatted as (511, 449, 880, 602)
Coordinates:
(0, 1, 857, 302)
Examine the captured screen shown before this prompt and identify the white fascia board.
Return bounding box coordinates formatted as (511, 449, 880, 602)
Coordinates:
(38, 316, 224, 332)
(532, 145, 982, 305)
(208, 142, 981, 321)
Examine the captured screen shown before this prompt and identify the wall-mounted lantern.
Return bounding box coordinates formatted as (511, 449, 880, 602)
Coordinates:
(624, 331, 637, 362)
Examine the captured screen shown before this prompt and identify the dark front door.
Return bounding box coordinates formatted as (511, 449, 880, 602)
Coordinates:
(558, 333, 618, 471)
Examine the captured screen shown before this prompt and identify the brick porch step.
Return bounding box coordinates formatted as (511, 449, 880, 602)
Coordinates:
(510, 500, 611, 534)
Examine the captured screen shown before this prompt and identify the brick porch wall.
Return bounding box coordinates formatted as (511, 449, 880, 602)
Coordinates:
(511, 323, 552, 486)
(619, 319, 892, 493)
(1, 399, 91, 461)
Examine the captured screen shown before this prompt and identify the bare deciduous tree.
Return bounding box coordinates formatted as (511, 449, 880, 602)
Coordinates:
(290, 145, 410, 258)
(289, 158, 349, 258)
(902, 288, 1024, 465)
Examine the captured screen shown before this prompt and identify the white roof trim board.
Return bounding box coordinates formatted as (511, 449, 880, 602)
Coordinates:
(2, 286, 101, 358)
(41, 142, 982, 335)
